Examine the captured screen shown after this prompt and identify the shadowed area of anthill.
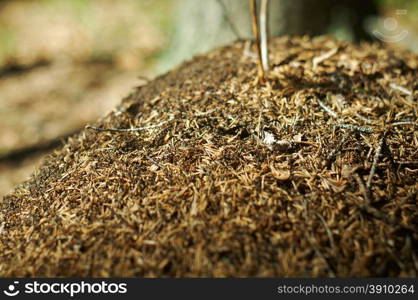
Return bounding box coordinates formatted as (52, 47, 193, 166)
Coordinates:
(0, 36, 417, 277)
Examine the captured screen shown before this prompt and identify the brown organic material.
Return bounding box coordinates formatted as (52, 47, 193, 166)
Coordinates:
(1, 36, 417, 277)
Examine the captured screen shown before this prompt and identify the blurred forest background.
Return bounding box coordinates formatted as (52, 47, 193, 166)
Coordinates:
(0, 0, 417, 198)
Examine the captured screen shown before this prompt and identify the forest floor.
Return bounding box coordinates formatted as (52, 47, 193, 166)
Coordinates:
(1, 36, 417, 276)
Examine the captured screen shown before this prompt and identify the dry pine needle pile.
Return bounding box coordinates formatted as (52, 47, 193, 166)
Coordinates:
(1, 36, 417, 277)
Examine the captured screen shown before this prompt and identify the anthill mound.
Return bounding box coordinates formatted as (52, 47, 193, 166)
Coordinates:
(1, 36, 417, 277)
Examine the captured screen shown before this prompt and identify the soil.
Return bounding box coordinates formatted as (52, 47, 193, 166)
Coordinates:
(0, 36, 417, 277)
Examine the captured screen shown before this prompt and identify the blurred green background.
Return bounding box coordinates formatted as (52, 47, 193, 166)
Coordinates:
(0, 0, 417, 67)
(0, 0, 172, 67)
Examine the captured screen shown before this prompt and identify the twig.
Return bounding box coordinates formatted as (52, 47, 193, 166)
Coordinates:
(317, 99, 340, 120)
(350, 192, 393, 226)
(216, 0, 242, 39)
(353, 173, 401, 229)
(389, 121, 418, 127)
(312, 47, 338, 70)
(367, 132, 387, 189)
(249, 0, 266, 83)
(146, 155, 166, 169)
(259, 0, 269, 72)
(389, 83, 412, 96)
(86, 120, 170, 133)
(354, 173, 371, 204)
(333, 123, 374, 134)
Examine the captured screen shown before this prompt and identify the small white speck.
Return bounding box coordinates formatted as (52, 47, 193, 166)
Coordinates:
(263, 131, 276, 147)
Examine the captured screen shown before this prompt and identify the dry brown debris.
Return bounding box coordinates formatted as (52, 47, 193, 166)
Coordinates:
(1, 36, 417, 277)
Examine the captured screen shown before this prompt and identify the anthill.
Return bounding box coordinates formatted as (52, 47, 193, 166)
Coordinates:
(0, 36, 417, 277)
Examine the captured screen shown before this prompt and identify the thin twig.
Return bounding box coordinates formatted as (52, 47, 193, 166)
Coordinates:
(216, 0, 242, 39)
(367, 132, 387, 189)
(312, 47, 338, 70)
(249, 0, 265, 83)
(259, 0, 269, 72)
(354, 173, 371, 204)
(389, 83, 412, 96)
(317, 99, 340, 120)
(86, 120, 170, 133)
(353, 173, 401, 229)
(146, 155, 166, 169)
(389, 121, 418, 127)
(349, 191, 395, 228)
(333, 123, 374, 134)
